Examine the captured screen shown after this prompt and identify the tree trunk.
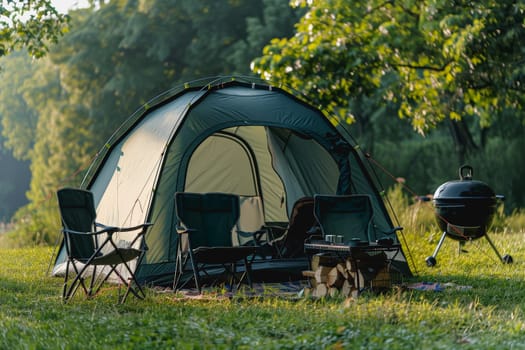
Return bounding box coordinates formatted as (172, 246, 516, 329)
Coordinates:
(447, 119, 479, 164)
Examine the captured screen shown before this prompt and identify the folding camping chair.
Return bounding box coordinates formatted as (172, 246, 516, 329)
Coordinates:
(173, 192, 256, 293)
(313, 194, 374, 243)
(57, 188, 152, 304)
(273, 196, 318, 258)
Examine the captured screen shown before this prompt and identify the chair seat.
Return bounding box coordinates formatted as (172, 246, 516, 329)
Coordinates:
(91, 248, 143, 266)
(193, 246, 255, 264)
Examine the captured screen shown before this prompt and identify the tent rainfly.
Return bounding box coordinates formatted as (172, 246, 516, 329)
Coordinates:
(53, 77, 413, 285)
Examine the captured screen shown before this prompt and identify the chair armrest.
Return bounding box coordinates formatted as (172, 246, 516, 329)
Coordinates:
(176, 226, 198, 235)
(96, 222, 152, 233)
(372, 227, 403, 246)
(253, 229, 270, 244)
(305, 234, 324, 243)
(63, 226, 119, 236)
(117, 222, 153, 233)
(238, 227, 272, 247)
(95, 222, 118, 231)
(384, 226, 403, 235)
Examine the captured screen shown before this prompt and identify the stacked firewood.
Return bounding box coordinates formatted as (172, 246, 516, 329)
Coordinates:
(302, 253, 392, 298)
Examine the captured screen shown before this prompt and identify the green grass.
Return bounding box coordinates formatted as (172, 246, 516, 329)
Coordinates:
(2, 229, 525, 349)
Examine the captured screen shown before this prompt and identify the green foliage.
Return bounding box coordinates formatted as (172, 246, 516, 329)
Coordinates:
(252, 0, 525, 133)
(466, 137, 525, 212)
(0, 51, 40, 160)
(0, 0, 69, 58)
(0, 0, 301, 244)
(373, 135, 459, 196)
(0, 197, 60, 248)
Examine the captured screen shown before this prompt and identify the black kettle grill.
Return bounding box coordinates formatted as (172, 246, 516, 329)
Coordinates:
(425, 165, 513, 267)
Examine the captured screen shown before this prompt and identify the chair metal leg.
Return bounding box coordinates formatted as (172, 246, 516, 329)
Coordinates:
(187, 249, 200, 292)
(62, 260, 71, 301)
(173, 238, 184, 290)
(232, 257, 252, 291)
(64, 259, 91, 302)
(173, 235, 201, 293)
(89, 265, 97, 296)
(113, 265, 145, 304)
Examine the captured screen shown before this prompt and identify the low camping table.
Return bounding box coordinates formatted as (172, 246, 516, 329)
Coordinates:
(303, 240, 402, 294)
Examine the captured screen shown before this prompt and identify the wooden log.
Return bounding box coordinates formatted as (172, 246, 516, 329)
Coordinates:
(302, 269, 317, 287)
(311, 253, 340, 271)
(345, 258, 357, 273)
(336, 263, 349, 280)
(302, 270, 315, 278)
(311, 283, 328, 298)
(341, 279, 353, 297)
(348, 268, 365, 290)
(326, 267, 344, 289)
(314, 266, 332, 284)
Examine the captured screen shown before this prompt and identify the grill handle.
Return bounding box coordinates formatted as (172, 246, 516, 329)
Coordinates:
(459, 165, 473, 180)
(437, 204, 466, 208)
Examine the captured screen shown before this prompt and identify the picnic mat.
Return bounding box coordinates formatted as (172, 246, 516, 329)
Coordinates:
(161, 281, 472, 300)
(170, 281, 311, 300)
(407, 282, 472, 292)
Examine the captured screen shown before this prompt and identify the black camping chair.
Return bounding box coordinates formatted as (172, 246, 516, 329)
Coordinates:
(313, 194, 374, 243)
(273, 196, 318, 258)
(173, 192, 256, 293)
(57, 188, 152, 304)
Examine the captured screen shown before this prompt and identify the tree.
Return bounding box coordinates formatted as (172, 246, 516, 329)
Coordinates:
(250, 0, 525, 210)
(251, 1, 525, 152)
(0, 0, 300, 245)
(0, 0, 69, 58)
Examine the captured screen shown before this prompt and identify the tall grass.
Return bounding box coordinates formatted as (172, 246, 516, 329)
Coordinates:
(384, 183, 438, 235)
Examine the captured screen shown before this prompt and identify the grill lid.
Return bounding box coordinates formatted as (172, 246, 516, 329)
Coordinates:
(433, 165, 495, 200)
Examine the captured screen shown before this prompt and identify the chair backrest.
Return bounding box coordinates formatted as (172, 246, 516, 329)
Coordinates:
(282, 196, 316, 257)
(175, 192, 240, 248)
(313, 194, 373, 243)
(57, 188, 97, 259)
(233, 195, 266, 246)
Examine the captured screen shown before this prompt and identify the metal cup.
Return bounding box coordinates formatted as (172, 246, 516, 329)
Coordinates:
(335, 235, 344, 244)
(325, 235, 334, 243)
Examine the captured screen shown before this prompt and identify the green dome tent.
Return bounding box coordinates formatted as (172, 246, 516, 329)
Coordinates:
(53, 77, 413, 285)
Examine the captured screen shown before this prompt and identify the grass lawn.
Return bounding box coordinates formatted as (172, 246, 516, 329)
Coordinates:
(1, 229, 525, 349)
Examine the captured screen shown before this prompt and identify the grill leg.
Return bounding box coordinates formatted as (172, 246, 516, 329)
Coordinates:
(484, 234, 513, 264)
(426, 231, 447, 267)
(458, 240, 468, 254)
